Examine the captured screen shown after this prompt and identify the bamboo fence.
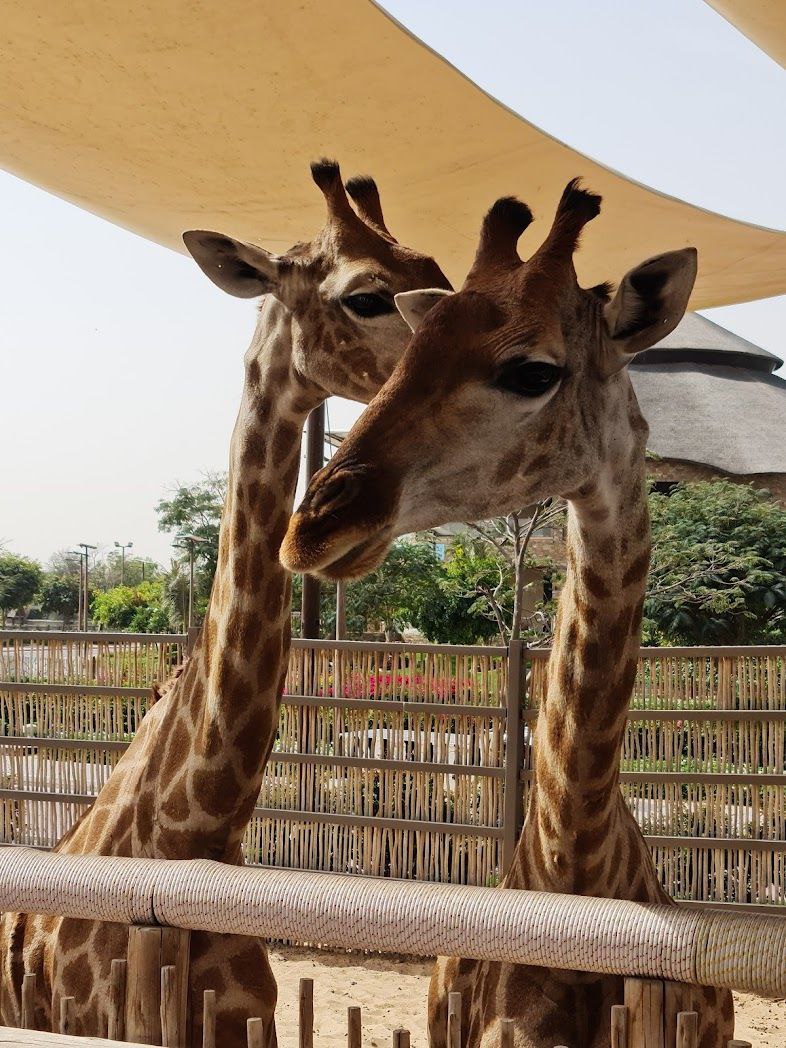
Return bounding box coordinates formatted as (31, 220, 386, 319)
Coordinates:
(0, 632, 783, 909)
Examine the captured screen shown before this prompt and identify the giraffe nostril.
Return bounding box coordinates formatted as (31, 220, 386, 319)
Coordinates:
(309, 471, 362, 516)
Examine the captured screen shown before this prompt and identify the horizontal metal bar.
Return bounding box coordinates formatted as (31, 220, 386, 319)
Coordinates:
(0, 788, 96, 805)
(2, 683, 783, 722)
(270, 753, 505, 777)
(644, 835, 786, 852)
(522, 771, 786, 786)
(252, 807, 503, 838)
(525, 645, 786, 658)
(289, 638, 508, 655)
(0, 682, 150, 698)
(520, 707, 786, 722)
(284, 693, 505, 717)
(0, 736, 129, 751)
(0, 631, 186, 644)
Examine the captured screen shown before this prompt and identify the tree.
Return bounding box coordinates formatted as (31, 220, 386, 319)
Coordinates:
(416, 542, 508, 644)
(462, 501, 565, 642)
(38, 574, 80, 626)
(91, 581, 173, 633)
(327, 541, 442, 640)
(0, 555, 43, 625)
(645, 480, 786, 645)
(156, 472, 226, 597)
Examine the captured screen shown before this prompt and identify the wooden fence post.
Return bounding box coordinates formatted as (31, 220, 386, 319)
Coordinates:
(347, 1005, 362, 1048)
(299, 977, 314, 1048)
(675, 1011, 698, 1048)
(610, 1004, 629, 1048)
(202, 989, 217, 1048)
(247, 1017, 266, 1048)
(502, 639, 525, 874)
(126, 925, 191, 1046)
(108, 958, 127, 1042)
(58, 995, 75, 1035)
(393, 1029, 410, 1048)
(624, 978, 664, 1048)
(447, 991, 462, 1048)
(500, 1018, 514, 1048)
(21, 973, 36, 1031)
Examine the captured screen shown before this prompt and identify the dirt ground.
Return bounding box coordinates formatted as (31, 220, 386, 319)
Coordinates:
(270, 946, 786, 1048)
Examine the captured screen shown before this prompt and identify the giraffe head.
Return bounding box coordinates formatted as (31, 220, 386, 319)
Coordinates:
(281, 180, 696, 578)
(184, 159, 450, 403)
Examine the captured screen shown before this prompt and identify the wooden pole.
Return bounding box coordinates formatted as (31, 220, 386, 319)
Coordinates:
(202, 990, 216, 1048)
(160, 927, 191, 1046)
(126, 926, 164, 1044)
(610, 1004, 629, 1048)
(624, 978, 664, 1048)
(160, 965, 179, 1047)
(347, 1005, 362, 1048)
(499, 1018, 514, 1048)
(247, 1017, 266, 1048)
(727, 1042, 753, 1048)
(675, 1012, 698, 1048)
(447, 991, 462, 1048)
(301, 403, 325, 639)
(58, 996, 75, 1035)
(393, 1029, 410, 1048)
(21, 973, 36, 1031)
(298, 977, 314, 1048)
(108, 959, 127, 1042)
(502, 639, 524, 873)
(336, 581, 346, 640)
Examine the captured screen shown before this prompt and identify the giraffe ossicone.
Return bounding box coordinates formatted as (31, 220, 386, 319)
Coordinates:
(0, 158, 449, 1048)
(283, 181, 733, 1048)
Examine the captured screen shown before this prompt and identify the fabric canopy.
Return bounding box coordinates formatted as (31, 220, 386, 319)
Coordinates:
(1, 0, 784, 305)
(705, 1, 786, 68)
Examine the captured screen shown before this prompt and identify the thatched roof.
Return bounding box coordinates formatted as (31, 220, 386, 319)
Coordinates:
(0, 1, 784, 303)
(630, 314, 786, 476)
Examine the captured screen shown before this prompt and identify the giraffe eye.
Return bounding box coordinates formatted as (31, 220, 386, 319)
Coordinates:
(342, 292, 395, 319)
(495, 360, 563, 398)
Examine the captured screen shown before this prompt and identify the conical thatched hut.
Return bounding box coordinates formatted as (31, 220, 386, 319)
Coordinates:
(631, 313, 786, 502)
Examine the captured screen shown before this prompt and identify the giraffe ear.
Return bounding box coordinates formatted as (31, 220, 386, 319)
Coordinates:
(601, 248, 697, 374)
(183, 231, 282, 298)
(394, 288, 454, 332)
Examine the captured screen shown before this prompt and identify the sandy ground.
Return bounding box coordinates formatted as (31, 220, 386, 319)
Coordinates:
(270, 946, 786, 1048)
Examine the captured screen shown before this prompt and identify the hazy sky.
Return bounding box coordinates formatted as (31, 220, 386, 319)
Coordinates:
(2, 0, 784, 568)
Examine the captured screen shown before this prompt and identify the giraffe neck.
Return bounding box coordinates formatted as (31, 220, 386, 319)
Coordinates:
(513, 416, 650, 895)
(148, 297, 321, 860)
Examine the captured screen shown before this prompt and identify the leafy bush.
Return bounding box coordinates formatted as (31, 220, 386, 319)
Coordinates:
(91, 581, 174, 633)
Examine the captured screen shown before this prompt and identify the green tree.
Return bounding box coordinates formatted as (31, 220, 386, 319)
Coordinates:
(38, 574, 80, 626)
(645, 481, 786, 645)
(417, 541, 513, 645)
(156, 472, 226, 600)
(91, 581, 173, 633)
(0, 555, 43, 625)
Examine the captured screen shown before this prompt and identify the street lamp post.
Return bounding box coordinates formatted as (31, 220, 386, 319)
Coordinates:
(114, 541, 133, 585)
(77, 543, 96, 630)
(174, 535, 207, 629)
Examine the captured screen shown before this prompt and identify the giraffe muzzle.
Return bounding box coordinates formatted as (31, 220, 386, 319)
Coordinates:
(280, 465, 399, 579)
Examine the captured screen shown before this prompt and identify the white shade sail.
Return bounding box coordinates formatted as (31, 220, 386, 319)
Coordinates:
(0, 0, 784, 305)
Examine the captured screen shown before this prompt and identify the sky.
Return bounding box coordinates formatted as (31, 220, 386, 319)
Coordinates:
(1, 0, 784, 569)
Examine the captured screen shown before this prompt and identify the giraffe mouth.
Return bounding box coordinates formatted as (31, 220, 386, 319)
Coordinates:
(316, 529, 394, 580)
(281, 519, 394, 581)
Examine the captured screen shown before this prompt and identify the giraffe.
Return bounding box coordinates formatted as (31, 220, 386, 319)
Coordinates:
(0, 159, 450, 1047)
(281, 182, 735, 1048)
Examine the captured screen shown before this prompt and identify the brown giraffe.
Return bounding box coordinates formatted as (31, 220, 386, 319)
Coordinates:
(0, 159, 450, 1046)
(281, 182, 735, 1048)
